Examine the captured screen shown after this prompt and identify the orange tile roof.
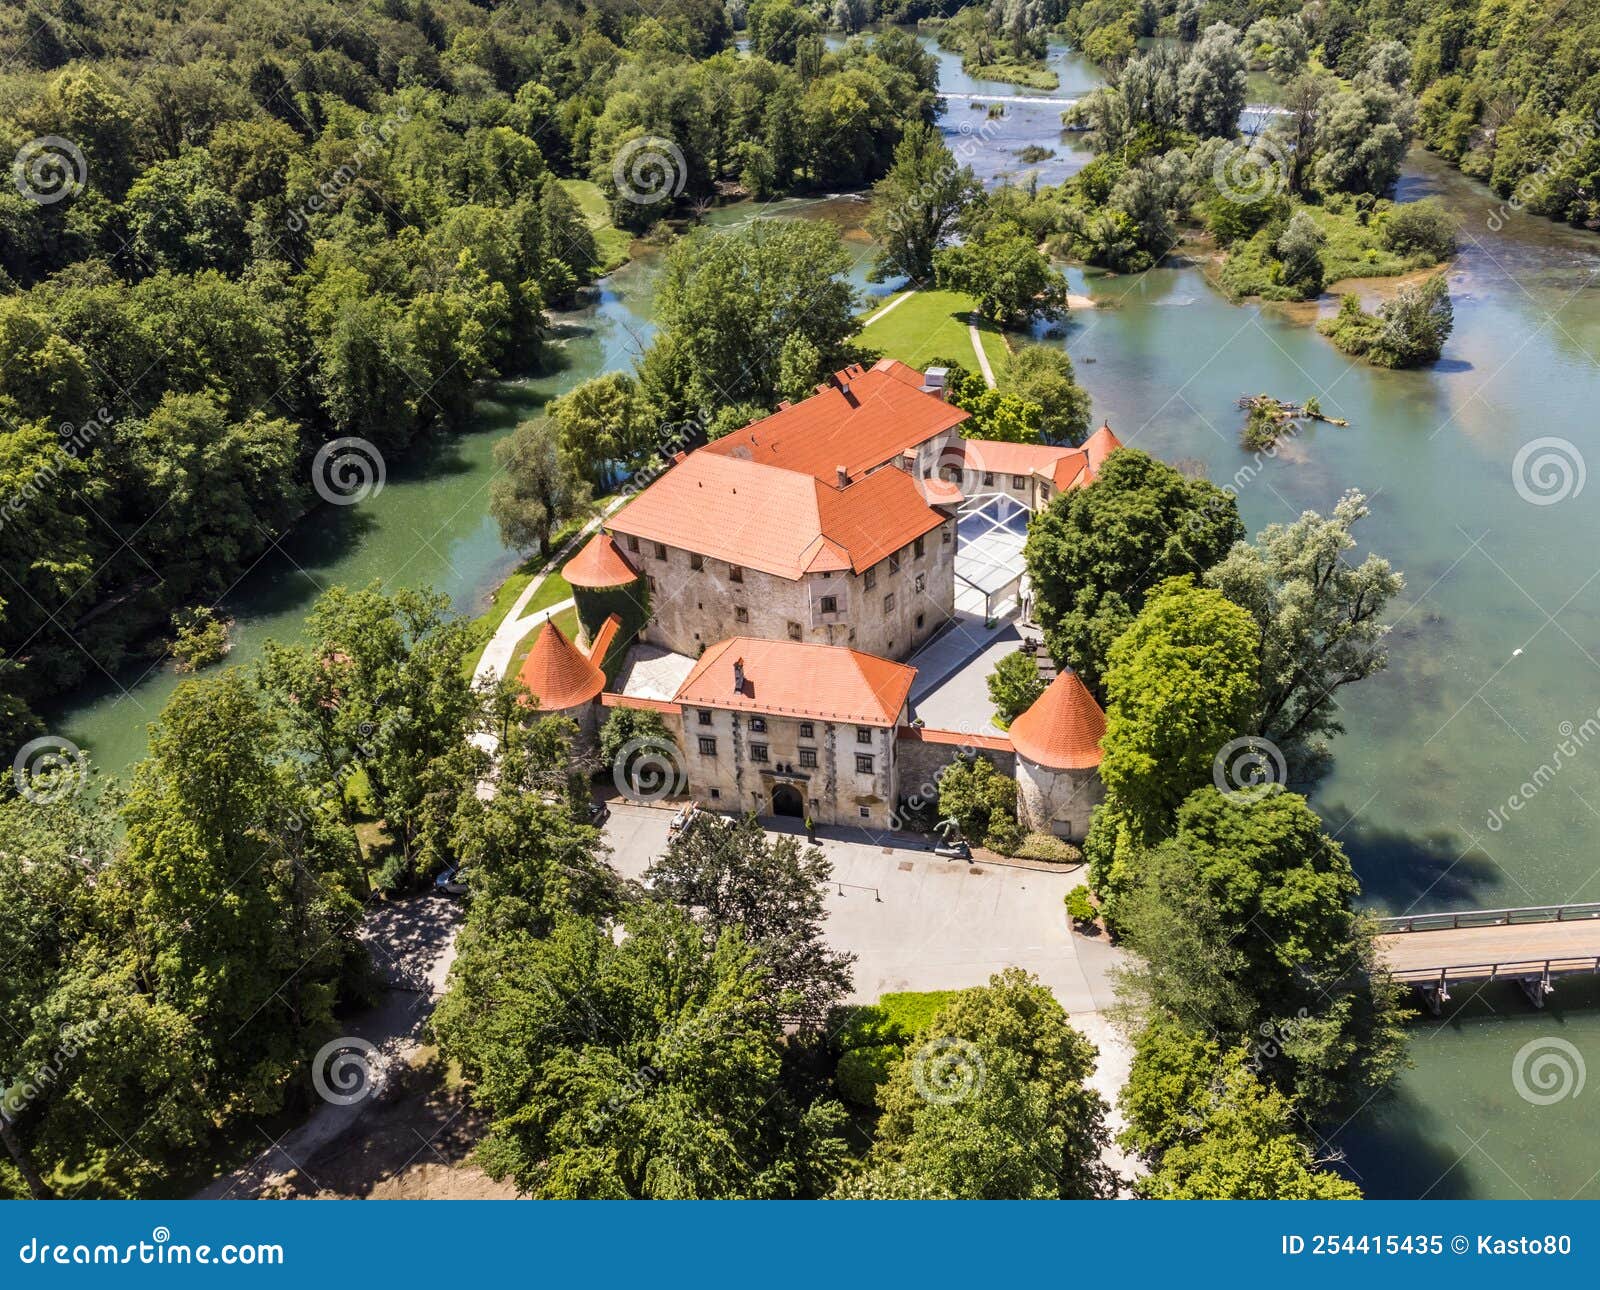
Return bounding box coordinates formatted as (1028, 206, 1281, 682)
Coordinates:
(704, 359, 970, 482)
(563, 532, 639, 588)
(896, 725, 1014, 754)
(517, 617, 606, 711)
(1007, 670, 1106, 770)
(675, 637, 916, 726)
(587, 613, 622, 666)
(959, 438, 1083, 479)
(1082, 423, 1123, 475)
(607, 450, 944, 581)
(601, 691, 679, 714)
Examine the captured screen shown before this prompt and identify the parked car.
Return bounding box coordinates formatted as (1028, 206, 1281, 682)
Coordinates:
(434, 867, 469, 896)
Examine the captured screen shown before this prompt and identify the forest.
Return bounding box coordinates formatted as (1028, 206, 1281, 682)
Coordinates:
(0, 0, 935, 747)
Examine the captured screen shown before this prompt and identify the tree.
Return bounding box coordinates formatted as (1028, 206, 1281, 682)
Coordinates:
(1178, 24, 1246, 139)
(934, 223, 1067, 326)
(866, 123, 980, 283)
(1024, 449, 1244, 696)
(1004, 344, 1092, 443)
(1312, 83, 1415, 195)
(121, 148, 246, 275)
(119, 670, 367, 1116)
(746, 0, 822, 63)
(433, 903, 848, 1198)
(1319, 275, 1453, 368)
(1121, 1021, 1362, 1199)
(489, 418, 592, 556)
(643, 812, 854, 1030)
(1093, 578, 1258, 873)
(548, 373, 653, 490)
(641, 220, 857, 420)
(1382, 199, 1457, 259)
(1113, 788, 1410, 1118)
(448, 711, 619, 940)
(1206, 491, 1403, 778)
(261, 584, 481, 878)
(987, 650, 1045, 724)
(839, 969, 1115, 1199)
(1273, 209, 1326, 297)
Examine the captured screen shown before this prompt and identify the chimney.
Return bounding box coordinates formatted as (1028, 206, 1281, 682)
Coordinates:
(836, 465, 849, 487)
(732, 658, 745, 695)
(922, 366, 949, 399)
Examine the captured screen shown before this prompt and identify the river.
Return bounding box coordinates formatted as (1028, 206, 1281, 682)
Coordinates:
(46, 35, 1600, 1199)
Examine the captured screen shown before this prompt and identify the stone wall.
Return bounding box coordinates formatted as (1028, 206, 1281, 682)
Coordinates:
(677, 706, 902, 829)
(1016, 758, 1104, 842)
(893, 731, 1017, 827)
(622, 518, 955, 663)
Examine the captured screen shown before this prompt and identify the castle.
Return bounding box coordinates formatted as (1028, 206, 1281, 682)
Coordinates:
(516, 359, 1120, 842)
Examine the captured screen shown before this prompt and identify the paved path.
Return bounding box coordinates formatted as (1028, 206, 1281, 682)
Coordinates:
(969, 313, 998, 388)
(604, 802, 1134, 1182)
(863, 289, 915, 326)
(197, 894, 462, 1199)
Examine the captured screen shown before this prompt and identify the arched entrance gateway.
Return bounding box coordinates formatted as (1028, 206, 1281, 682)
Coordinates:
(770, 783, 805, 818)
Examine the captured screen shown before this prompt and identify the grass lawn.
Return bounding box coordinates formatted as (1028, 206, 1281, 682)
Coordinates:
(857, 288, 1010, 380)
(559, 178, 632, 273)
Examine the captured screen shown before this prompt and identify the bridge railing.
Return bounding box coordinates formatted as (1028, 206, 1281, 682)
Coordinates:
(1386, 955, 1600, 984)
(1373, 902, 1600, 934)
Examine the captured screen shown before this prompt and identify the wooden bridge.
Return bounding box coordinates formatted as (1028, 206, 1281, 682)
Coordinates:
(1375, 902, 1600, 1013)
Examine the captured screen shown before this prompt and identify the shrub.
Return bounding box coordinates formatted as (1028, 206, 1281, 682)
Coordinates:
(937, 753, 1018, 844)
(1065, 884, 1097, 924)
(1381, 199, 1457, 260)
(984, 813, 1024, 854)
(1017, 832, 1084, 864)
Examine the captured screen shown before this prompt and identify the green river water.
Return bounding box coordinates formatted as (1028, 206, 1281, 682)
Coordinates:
(43, 37, 1600, 1199)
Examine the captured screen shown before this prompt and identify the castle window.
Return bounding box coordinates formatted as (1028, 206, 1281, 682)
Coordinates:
(982, 472, 994, 487)
(941, 527, 951, 545)
(799, 747, 817, 768)
(1012, 475, 1026, 488)
(864, 567, 877, 591)
(855, 753, 874, 774)
(654, 542, 667, 560)
(883, 593, 894, 613)
(859, 806, 870, 818)
(788, 621, 802, 640)
(729, 564, 743, 583)
(648, 576, 658, 592)
(914, 536, 925, 559)
(856, 726, 873, 745)
(916, 614, 924, 630)
(914, 573, 926, 594)
(735, 606, 748, 623)
(698, 736, 718, 756)
(799, 722, 814, 739)
(750, 743, 768, 763)
(820, 595, 837, 614)
(626, 535, 640, 552)
(889, 551, 901, 573)
(750, 717, 766, 733)
(698, 710, 713, 726)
